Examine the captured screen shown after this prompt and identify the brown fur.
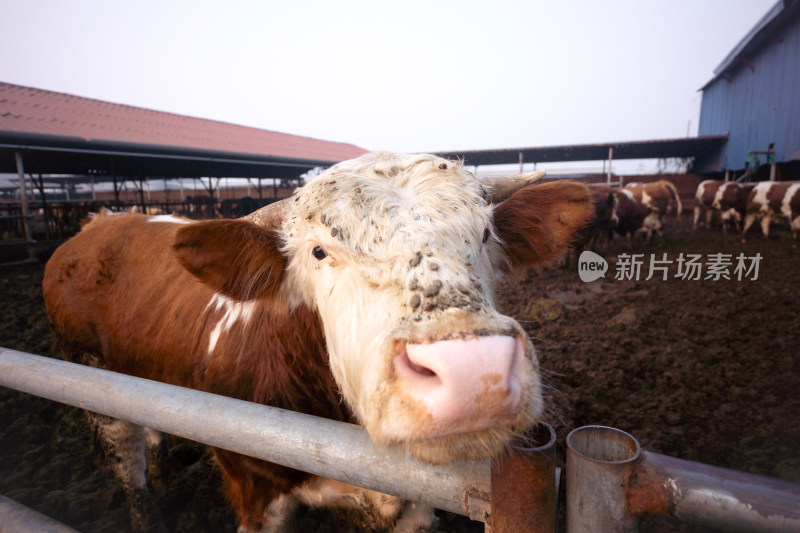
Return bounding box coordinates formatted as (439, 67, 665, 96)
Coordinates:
(493, 181, 594, 271)
(43, 213, 349, 531)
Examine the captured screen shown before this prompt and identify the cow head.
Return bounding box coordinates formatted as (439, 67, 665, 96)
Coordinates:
(174, 152, 592, 463)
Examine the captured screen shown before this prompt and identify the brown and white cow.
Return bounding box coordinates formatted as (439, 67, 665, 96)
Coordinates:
(623, 180, 682, 239)
(693, 180, 725, 230)
(742, 181, 800, 245)
(42, 152, 593, 533)
(694, 180, 754, 233)
(610, 188, 656, 243)
(570, 186, 616, 257)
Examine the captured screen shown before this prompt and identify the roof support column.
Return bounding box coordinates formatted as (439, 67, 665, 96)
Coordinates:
(14, 150, 35, 261)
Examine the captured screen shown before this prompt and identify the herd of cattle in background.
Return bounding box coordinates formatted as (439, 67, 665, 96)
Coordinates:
(2, 175, 800, 254)
(577, 177, 800, 250)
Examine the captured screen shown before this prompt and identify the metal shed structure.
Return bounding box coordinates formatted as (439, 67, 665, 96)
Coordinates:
(694, 0, 800, 176)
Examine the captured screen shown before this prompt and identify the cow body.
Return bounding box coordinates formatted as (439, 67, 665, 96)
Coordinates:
(623, 180, 682, 240)
(571, 186, 616, 255)
(610, 188, 653, 243)
(694, 180, 725, 229)
(43, 152, 593, 532)
(694, 180, 754, 233)
(743, 181, 800, 244)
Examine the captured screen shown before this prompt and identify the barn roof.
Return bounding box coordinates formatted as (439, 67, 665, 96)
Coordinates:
(433, 135, 729, 167)
(701, 0, 800, 90)
(0, 81, 368, 178)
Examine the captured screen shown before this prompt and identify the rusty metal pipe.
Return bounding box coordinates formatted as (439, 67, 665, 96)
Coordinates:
(567, 425, 800, 533)
(629, 450, 800, 533)
(566, 425, 641, 533)
(490, 422, 557, 533)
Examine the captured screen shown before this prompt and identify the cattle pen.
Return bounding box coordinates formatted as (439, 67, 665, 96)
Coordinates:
(1, 347, 799, 533)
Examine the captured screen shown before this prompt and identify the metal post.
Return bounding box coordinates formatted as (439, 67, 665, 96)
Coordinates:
(491, 422, 557, 532)
(567, 426, 640, 533)
(13, 151, 35, 261)
(567, 425, 800, 533)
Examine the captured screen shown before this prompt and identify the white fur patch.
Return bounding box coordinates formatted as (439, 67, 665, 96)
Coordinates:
(781, 184, 800, 220)
(395, 502, 437, 533)
(92, 417, 148, 489)
(751, 182, 772, 213)
(147, 214, 190, 224)
(205, 293, 257, 355)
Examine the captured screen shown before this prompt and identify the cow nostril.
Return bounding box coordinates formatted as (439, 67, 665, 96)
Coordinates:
(396, 347, 438, 379)
(408, 358, 436, 377)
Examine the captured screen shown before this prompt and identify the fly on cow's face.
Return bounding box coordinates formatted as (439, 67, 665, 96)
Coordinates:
(312, 246, 328, 260)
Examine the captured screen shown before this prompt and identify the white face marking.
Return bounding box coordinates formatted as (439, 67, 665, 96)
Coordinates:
(205, 293, 256, 355)
(273, 152, 540, 458)
(147, 214, 190, 224)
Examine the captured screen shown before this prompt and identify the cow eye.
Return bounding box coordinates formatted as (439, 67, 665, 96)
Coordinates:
(482, 228, 490, 244)
(311, 246, 328, 260)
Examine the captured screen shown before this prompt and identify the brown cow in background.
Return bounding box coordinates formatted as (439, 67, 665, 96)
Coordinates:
(623, 180, 682, 240)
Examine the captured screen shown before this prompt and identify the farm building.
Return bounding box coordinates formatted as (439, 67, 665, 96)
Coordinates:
(694, 0, 800, 179)
(0, 80, 367, 203)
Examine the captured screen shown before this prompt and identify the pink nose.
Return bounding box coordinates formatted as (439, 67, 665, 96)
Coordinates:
(394, 336, 526, 436)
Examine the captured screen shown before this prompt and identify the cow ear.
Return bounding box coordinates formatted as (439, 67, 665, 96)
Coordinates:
(172, 219, 285, 301)
(493, 181, 593, 273)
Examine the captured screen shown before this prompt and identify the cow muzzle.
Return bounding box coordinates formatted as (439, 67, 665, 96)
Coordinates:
(393, 335, 527, 437)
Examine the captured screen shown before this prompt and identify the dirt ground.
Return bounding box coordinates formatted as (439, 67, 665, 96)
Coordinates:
(1, 217, 799, 533)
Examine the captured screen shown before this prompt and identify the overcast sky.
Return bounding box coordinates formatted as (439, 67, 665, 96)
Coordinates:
(2, 0, 776, 160)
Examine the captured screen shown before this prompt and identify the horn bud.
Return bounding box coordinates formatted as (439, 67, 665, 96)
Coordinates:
(487, 171, 546, 203)
(240, 198, 290, 229)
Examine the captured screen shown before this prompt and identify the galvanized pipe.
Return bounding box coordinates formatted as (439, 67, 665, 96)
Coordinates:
(0, 494, 80, 533)
(490, 422, 557, 533)
(0, 348, 489, 518)
(567, 425, 800, 533)
(566, 425, 641, 533)
(629, 450, 800, 533)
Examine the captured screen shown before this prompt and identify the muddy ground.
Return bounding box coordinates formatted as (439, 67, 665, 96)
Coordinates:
(1, 218, 799, 532)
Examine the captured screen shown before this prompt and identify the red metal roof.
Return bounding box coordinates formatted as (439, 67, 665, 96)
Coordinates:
(0, 81, 367, 163)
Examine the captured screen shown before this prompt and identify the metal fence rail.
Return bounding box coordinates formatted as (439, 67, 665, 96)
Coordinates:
(4, 347, 798, 533)
(0, 348, 491, 518)
(0, 494, 80, 533)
